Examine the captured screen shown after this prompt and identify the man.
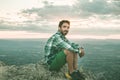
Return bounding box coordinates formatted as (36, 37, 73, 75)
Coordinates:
(44, 20, 85, 80)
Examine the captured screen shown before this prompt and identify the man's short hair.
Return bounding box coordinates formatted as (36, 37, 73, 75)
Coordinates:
(58, 20, 70, 27)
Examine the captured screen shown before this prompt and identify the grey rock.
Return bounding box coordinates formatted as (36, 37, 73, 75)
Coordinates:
(0, 61, 96, 80)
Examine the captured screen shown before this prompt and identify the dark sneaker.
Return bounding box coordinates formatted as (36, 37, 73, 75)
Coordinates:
(70, 71, 80, 80)
(76, 70, 85, 80)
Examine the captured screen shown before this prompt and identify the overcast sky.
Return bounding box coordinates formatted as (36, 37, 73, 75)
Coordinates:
(0, 0, 120, 39)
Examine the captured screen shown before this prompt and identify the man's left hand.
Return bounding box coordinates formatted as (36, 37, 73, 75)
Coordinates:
(79, 47, 85, 58)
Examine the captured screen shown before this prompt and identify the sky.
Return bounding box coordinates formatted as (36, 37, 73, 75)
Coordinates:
(0, 0, 120, 39)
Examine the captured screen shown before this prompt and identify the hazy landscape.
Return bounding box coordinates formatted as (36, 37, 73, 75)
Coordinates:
(0, 0, 120, 80)
(0, 38, 120, 80)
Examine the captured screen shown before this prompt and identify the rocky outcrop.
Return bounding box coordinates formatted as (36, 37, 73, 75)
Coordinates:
(0, 61, 96, 80)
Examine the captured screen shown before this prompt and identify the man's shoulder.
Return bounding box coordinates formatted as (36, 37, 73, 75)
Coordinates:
(47, 32, 59, 41)
(51, 32, 61, 38)
(46, 32, 62, 44)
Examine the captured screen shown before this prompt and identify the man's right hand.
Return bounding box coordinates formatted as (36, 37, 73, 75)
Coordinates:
(79, 47, 85, 58)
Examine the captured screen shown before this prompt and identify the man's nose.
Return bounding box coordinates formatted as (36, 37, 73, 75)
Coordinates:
(65, 29, 68, 31)
(65, 27, 69, 30)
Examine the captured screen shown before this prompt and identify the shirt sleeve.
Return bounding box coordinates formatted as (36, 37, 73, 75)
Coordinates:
(67, 39, 80, 49)
(54, 35, 80, 54)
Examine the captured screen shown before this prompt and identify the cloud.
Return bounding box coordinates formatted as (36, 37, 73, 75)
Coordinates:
(0, 22, 57, 33)
(74, 0, 120, 17)
(1, 18, 120, 36)
(70, 27, 120, 35)
(21, 0, 120, 19)
(0, 0, 120, 36)
(21, 5, 75, 20)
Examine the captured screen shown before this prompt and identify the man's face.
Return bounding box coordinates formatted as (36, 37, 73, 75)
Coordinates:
(59, 23, 70, 35)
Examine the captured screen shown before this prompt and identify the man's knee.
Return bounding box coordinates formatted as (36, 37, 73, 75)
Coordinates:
(64, 49, 73, 55)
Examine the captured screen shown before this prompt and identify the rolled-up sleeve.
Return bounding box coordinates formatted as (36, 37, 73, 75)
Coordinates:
(54, 35, 80, 54)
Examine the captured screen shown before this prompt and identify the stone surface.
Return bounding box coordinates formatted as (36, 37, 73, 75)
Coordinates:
(0, 61, 96, 80)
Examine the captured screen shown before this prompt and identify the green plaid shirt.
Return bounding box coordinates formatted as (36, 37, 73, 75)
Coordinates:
(44, 31, 80, 63)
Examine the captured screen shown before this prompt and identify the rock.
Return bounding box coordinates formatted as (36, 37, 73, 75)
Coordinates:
(0, 61, 96, 80)
(0, 61, 7, 80)
(0, 61, 6, 67)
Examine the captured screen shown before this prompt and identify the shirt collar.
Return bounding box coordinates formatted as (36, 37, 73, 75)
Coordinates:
(56, 31, 64, 36)
(56, 30, 66, 39)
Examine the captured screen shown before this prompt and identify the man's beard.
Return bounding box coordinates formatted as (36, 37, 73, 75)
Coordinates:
(62, 30, 68, 35)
